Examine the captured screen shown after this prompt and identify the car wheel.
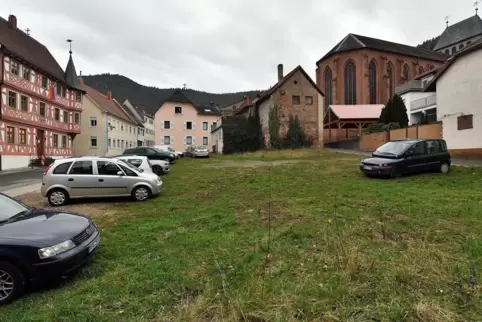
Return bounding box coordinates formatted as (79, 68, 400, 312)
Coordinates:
(47, 189, 69, 207)
(440, 162, 450, 174)
(132, 186, 151, 201)
(0, 262, 26, 305)
(152, 165, 163, 176)
(390, 166, 402, 179)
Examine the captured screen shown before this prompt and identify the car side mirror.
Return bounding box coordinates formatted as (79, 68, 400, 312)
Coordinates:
(117, 171, 124, 176)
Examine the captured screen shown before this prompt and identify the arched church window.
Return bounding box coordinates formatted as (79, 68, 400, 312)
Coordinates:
(451, 47, 457, 55)
(324, 67, 333, 108)
(344, 60, 356, 105)
(459, 43, 464, 50)
(444, 49, 450, 55)
(403, 64, 409, 80)
(368, 60, 377, 104)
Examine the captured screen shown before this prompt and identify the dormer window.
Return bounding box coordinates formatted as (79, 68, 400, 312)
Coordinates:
(11, 60, 19, 75)
(41, 75, 48, 89)
(175, 106, 182, 114)
(23, 67, 30, 80)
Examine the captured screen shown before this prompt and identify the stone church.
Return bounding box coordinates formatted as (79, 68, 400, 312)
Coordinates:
(316, 11, 482, 110)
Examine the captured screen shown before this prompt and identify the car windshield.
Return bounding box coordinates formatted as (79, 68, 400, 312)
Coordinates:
(116, 160, 142, 173)
(119, 159, 144, 172)
(375, 141, 414, 156)
(168, 147, 175, 152)
(197, 146, 207, 150)
(0, 194, 30, 222)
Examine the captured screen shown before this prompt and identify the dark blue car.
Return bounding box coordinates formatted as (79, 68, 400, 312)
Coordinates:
(360, 139, 451, 178)
(0, 193, 100, 304)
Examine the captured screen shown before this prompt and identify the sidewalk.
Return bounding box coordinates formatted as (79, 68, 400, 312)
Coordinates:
(1, 183, 42, 198)
(0, 166, 44, 176)
(328, 148, 482, 167)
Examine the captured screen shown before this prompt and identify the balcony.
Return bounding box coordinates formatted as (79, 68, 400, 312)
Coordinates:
(395, 80, 422, 94)
(411, 94, 436, 111)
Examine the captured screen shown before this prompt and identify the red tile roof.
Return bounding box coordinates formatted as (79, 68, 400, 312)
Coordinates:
(328, 104, 383, 119)
(0, 15, 69, 86)
(80, 83, 138, 125)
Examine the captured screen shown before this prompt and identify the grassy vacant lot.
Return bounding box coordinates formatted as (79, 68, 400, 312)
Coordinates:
(2, 149, 482, 321)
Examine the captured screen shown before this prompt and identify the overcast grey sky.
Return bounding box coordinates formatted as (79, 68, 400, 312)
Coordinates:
(1, 0, 476, 93)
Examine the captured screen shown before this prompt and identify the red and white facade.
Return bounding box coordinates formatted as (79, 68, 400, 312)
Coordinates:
(0, 54, 83, 170)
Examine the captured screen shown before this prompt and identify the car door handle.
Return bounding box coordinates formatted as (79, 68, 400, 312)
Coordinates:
(98, 179, 104, 182)
(68, 178, 74, 182)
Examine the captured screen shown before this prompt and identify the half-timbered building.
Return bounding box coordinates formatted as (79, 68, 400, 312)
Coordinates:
(0, 15, 83, 171)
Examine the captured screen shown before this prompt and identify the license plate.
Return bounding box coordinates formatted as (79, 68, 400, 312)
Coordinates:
(88, 235, 100, 253)
(364, 166, 372, 170)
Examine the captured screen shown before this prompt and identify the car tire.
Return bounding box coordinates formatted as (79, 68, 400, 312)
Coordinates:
(132, 186, 152, 202)
(440, 162, 450, 174)
(390, 166, 402, 179)
(0, 261, 26, 305)
(152, 165, 163, 176)
(47, 188, 69, 207)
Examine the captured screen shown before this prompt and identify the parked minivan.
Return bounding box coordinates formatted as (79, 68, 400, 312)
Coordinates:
(41, 157, 163, 206)
(360, 139, 451, 178)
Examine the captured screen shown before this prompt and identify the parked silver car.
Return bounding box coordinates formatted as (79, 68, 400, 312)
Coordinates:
(114, 155, 170, 175)
(41, 157, 163, 206)
(192, 145, 210, 158)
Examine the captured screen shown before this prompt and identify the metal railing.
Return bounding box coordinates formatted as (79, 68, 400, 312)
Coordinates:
(395, 80, 422, 94)
(411, 94, 436, 111)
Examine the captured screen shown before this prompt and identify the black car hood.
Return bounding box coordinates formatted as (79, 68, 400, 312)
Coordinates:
(0, 209, 90, 245)
(363, 156, 401, 164)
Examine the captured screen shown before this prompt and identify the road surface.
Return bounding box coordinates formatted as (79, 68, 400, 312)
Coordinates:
(0, 168, 44, 193)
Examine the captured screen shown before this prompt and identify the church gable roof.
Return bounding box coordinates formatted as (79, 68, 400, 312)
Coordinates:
(433, 15, 482, 51)
(317, 33, 447, 64)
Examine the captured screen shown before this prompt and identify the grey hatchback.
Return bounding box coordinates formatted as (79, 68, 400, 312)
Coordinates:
(41, 157, 163, 206)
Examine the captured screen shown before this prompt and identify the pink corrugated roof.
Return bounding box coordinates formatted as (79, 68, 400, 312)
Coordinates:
(329, 104, 383, 119)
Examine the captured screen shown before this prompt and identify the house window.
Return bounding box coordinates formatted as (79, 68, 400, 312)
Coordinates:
(213, 122, 217, 129)
(203, 137, 208, 145)
(444, 49, 450, 55)
(164, 120, 171, 129)
(121, 124, 124, 131)
(74, 113, 80, 124)
(108, 138, 112, 148)
(20, 95, 28, 112)
(457, 114, 473, 131)
(186, 136, 193, 145)
(387, 62, 394, 98)
(53, 134, 59, 148)
(90, 117, 97, 127)
(6, 127, 15, 144)
(451, 46, 456, 55)
(164, 136, 171, 144)
(11, 60, 19, 75)
(90, 136, 98, 148)
(186, 121, 193, 130)
(76, 91, 82, 102)
(368, 59, 377, 104)
(63, 111, 69, 123)
(175, 106, 182, 114)
(23, 67, 30, 80)
(62, 136, 67, 148)
(403, 64, 410, 80)
(324, 67, 332, 108)
(292, 95, 300, 105)
(203, 122, 208, 130)
(344, 60, 356, 104)
(8, 91, 17, 109)
(305, 96, 313, 105)
(39, 102, 46, 117)
(54, 108, 60, 121)
(56, 83, 62, 96)
(61, 86, 66, 98)
(41, 75, 48, 89)
(19, 128, 27, 145)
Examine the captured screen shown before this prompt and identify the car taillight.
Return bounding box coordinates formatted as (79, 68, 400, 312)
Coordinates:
(43, 163, 54, 175)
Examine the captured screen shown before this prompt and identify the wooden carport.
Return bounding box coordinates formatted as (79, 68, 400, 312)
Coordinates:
(323, 105, 384, 142)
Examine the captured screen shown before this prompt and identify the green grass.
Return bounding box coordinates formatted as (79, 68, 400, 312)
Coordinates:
(2, 149, 482, 321)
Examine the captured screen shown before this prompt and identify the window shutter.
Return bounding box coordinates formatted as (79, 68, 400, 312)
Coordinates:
(183, 136, 186, 144)
(192, 122, 196, 130)
(184, 121, 186, 130)
(171, 121, 174, 130)
(171, 136, 174, 144)
(193, 137, 196, 145)
(161, 137, 164, 144)
(161, 120, 164, 130)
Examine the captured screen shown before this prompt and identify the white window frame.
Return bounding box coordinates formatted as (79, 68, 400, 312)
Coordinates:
(90, 136, 98, 148)
(90, 116, 98, 127)
(175, 106, 183, 114)
(185, 120, 195, 131)
(163, 135, 172, 145)
(185, 136, 193, 145)
(203, 136, 208, 145)
(203, 122, 208, 131)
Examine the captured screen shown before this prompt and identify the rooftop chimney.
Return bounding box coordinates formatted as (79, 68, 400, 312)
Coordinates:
(278, 64, 283, 82)
(107, 91, 112, 100)
(79, 78, 84, 85)
(8, 15, 17, 29)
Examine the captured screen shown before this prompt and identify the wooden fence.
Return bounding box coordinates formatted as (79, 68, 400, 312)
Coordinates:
(361, 123, 442, 151)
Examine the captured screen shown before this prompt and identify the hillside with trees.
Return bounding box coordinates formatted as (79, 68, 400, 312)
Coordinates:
(82, 73, 260, 115)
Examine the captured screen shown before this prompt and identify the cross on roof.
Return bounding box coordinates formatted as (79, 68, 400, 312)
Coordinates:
(66, 39, 73, 54)
(445, 15, 450, 27)
(25, 28, 30, 35)
(475, 1, 479, 15)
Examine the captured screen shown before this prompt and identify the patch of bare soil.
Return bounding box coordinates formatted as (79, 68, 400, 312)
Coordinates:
(16, 192, 126, 220)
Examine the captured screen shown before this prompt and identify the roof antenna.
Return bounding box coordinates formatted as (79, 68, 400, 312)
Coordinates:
(444, 16, 449, 28)
(66, 39, 73, 55)
(475, 1, 479, 15)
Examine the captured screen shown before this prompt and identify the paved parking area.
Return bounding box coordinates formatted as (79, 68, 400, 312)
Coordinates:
(0, 167, 44, 192)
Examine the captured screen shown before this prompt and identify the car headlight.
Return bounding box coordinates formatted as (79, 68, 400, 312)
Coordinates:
(38, 240, 76, 259)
